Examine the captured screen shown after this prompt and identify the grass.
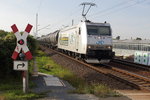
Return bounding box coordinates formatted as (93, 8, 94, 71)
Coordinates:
(36, 50, 120, 98)
(0, 51, 46, 100)
(1, 90, 43, 100)
(36, 56, 73, 78)
(36, 50, 47, 57)
(0, 78, 45, 100)
(0, 50, 47, 100)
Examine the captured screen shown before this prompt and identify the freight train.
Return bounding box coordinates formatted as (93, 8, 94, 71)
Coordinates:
(38, 20, 115, 63)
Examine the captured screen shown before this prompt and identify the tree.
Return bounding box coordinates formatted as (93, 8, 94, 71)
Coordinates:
(0, 30, 38, 78)
(0, 30, 8, 37)
(136, 37, 142, 40)
(116, 36, 120, 40)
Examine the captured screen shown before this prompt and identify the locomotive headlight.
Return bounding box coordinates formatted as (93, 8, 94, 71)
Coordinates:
(88, 45, 91, 49)
(107, 46, 112, 49)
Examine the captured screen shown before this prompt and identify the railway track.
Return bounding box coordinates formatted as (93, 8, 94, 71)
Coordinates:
(41, 45, 150, 91)
(112, 58, 150, 71)
(108, 60, 150, 79)
(102, 64, 150, 91)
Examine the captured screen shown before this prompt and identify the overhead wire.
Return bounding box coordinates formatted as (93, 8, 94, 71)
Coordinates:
(38, 24, 51, 31)
(90, 0, 146, 19)
(40, 0, 146, 36)
(42, 0, 97, 33)
(88, 0, 135, 17)
(45, 5, 82, 33)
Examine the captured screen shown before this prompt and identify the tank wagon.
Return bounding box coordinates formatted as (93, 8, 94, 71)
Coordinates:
(39, 21, 115, 63)
(38, 30, 59, 48)
(47, 30, 59, 48)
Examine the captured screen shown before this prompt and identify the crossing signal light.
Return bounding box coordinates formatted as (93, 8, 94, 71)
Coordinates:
(18, 39, 24, 45)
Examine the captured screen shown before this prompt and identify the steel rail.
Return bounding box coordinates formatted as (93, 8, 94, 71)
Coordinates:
(102, 64, 150, 91)
(112, 58, 150, 71)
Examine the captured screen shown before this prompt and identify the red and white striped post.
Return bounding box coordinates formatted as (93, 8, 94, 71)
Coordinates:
(11, 24, 33, 93)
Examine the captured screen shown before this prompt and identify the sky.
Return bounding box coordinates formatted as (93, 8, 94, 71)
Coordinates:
(0, 0, 149, 39)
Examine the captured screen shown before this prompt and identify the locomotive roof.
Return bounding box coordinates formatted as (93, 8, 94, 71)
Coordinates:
(60, 21, 111, 32)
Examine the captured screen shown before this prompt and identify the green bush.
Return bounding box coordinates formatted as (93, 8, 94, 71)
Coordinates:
(0, 30, 37, 78)
(0, 30, 8, 38)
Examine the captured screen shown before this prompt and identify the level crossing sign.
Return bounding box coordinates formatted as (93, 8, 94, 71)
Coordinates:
(11, 24, 33, 93)
(11, 24, 33, 60)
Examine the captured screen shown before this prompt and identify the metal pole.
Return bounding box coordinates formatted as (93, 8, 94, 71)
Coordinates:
(35, 13, 38, 38)
(20, 52, 28, 93)
(23, 70, 28, 93)
(72, 19, 74, 26)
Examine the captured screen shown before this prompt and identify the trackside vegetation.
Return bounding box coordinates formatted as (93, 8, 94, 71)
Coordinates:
(0, 30, 44, 100)
(0, 30, 37, 78)
(0, 78, 45, 100)
(36, 50, 120, 97)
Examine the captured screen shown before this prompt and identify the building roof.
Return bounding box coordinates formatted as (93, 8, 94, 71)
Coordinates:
(113, 39, 150, 44)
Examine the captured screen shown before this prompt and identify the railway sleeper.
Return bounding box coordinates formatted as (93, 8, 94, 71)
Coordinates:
(111, 73, 135, 79)
(120, 76, 136, 80)
(137, 82, 148, 84)
(138, 85, 150, 91)
(108, 72, 135, 80)
(119, 76, 141, 82)
(107, 74, 141, 90)
(139, 84, 150, 87)
(142, 83, 150, 85)
(108, 72, 150, 91)
(131, 78, 143, 81)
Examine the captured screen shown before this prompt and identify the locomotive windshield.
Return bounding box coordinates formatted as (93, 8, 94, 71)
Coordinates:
(87, 25, 111, 36)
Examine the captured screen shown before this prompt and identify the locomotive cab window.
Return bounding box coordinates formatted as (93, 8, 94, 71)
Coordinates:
(87, 25, 111, 36)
